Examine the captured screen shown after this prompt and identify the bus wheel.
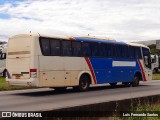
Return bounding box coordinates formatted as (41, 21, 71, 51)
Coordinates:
(75, 75, 90, 92)
(3, 70, 6, 77)
(110, 83, 117, 87)
(53, 87, 67, 91)
(132, 75, 140, 87)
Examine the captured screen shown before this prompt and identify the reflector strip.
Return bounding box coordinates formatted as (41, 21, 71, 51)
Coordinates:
(30, 69, 37, 72)
(138, 59, 146, 81)
(85, 58, 97, 84)
(30, 69, 37, 78)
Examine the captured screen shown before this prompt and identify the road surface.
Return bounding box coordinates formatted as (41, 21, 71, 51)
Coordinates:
(0, 80, 160, 111)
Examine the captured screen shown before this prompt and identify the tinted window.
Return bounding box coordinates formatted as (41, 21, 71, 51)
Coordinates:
(121, 45, 129, 58)
(142, 47, 151, 68)
(82, 42, 91, 56)
(72, 41, 81, 56)
(92, 43, 99, 57)
(129, 46, 135, 58)
(0, 53, 3, 59)
(106, 44, 114, 57)
(99, 43, 107, 57)
(40, 38, 50, 56)
(62, 41, 72, 56)
(51, 40, 61, 56)
(115, 45, 122, 58)
(135, 47, 142, 59)
(2, 53, 6, 59)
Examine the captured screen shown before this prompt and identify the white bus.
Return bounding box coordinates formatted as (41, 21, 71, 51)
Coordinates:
(0, 44, 7, 77)
(6, 33, 152, 91)
(151, 54, 160, 73)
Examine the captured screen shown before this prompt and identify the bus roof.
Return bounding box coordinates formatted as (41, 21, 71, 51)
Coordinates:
(9, 33, 70, 40)
(9, 33, 149, 49)
(127, 42, 149, 49)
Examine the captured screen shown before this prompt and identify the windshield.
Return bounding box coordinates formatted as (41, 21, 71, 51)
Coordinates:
(142, 47, 151, 69)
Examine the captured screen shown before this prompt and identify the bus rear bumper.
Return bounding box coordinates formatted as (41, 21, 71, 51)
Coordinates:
(6, 78, 38, 87)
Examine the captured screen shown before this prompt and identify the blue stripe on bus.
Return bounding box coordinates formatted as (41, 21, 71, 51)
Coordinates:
(88, 58, 141, 84)
(74, 37, 127, 45)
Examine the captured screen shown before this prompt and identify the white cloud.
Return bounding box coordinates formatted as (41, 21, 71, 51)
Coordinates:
(0, 3, 11, 13)
(0, 0, 160, 42)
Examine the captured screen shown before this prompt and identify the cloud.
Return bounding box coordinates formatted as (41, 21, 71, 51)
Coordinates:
(0, 0, 160, 42)
(0, 34, 8, 42)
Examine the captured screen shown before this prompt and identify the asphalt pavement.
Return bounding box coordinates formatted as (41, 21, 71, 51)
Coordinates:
(0, 80, 159, 111)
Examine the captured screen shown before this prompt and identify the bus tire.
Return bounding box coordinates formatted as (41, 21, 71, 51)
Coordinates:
(75, 75, 90, 92)
(132, 74, 140, 87)
(110, 82, 117, 87)
(2, 69, 6, 77)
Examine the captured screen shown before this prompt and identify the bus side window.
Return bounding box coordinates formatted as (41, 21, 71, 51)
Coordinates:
(1, 53, 5, 59)
(82, 42, 91, 57)
(91, 42, 99, 57)
(51, 39, 61, 56)
(62, 40, 72, 56)
(135, 47, 142, 59)
(121, 45, 129, 58)
(115, 45, 122, 58)
(129, 46, 135, 58)
(72, 41, 81, 56)
(0, 53, 6, 59)
(40, 38, 50, 56)
(99, 43, 106, 57)
(106, 43, 114, 57)
(4, 53, 6, 59)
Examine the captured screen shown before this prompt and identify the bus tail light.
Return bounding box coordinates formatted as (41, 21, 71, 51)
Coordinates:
(30, 69, 37, 78)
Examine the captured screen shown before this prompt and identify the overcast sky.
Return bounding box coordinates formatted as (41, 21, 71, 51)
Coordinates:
(0, 0, 160, 42)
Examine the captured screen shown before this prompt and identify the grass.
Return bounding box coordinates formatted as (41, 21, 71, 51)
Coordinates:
(152, 73, 160, 80)
(0, 77, 34, 91)
(117, 100, 160, 120)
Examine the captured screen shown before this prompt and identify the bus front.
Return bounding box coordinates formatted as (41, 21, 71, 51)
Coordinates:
(6, 34, 39, 87)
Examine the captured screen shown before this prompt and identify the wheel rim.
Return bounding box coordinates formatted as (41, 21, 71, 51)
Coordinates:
(81, 80, 88, 89)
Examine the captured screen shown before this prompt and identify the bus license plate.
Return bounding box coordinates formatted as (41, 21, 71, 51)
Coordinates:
(15, 75, 20, 79)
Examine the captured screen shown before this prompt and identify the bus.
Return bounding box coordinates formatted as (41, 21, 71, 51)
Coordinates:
(0, 44, 7, 77)
(151, 54, 160, 73)
(6, 33, 152, 91)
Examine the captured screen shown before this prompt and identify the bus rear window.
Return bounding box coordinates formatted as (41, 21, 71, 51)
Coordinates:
(8, 37, 31, 55)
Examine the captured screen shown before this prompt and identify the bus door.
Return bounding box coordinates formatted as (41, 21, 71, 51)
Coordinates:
(142, 47, 152, 80)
